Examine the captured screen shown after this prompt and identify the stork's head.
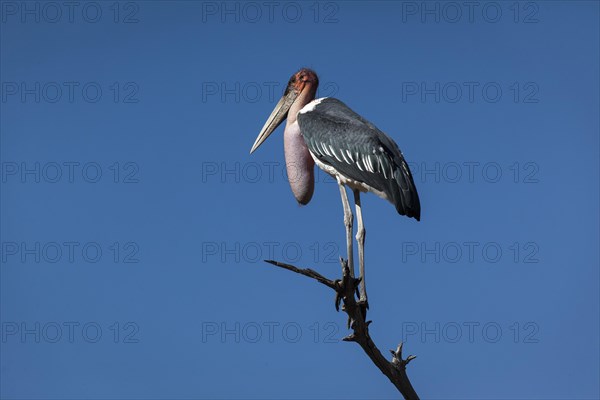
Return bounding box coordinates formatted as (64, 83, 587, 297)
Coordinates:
(285, 68, 319, 95)
(250, 68, 319, 154)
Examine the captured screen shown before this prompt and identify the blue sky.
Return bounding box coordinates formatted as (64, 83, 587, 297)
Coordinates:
(1, 1, 598, 399)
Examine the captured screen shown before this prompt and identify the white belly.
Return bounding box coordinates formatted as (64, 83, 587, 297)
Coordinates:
(309, 150, 390, 202)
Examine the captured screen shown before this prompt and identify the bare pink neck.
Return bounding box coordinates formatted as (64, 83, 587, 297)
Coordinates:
(283, 82, 317, 205)
(286, 83, 317, 126)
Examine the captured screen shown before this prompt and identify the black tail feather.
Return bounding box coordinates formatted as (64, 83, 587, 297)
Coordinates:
(391, 166, 421, 221)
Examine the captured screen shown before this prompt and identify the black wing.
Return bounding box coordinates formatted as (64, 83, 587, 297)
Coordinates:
(298, 98, 420, 220)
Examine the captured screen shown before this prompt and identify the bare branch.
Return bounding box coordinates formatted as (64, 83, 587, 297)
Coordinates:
(262, 258, 420, 400)
(264, 259, 337, 290)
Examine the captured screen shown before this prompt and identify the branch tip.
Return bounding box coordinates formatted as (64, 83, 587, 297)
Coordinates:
(342, 334, 357, 342)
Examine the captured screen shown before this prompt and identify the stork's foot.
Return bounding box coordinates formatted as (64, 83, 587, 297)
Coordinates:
(358, 297, 369, 309)
(333, 279, 362, 311)
(334, 259, 362, 312)
(357, 298, 369, 319)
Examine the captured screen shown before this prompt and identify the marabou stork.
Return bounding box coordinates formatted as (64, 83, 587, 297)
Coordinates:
(250, 68, 420, 306)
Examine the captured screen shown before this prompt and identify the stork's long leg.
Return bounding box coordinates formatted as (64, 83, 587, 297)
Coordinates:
(337, 180, 354, 278)
(353, 189, 367, 304)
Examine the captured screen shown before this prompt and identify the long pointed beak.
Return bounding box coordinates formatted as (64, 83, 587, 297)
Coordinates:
(250, 91, 297, 154)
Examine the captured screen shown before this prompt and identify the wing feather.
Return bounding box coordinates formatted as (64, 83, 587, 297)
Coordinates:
(298, 98, 421, 220)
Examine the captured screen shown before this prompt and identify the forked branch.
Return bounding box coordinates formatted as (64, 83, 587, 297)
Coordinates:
(264, 258, 419, 400)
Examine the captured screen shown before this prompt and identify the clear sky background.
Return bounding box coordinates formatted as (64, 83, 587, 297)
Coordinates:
(1, 1, 598, 399)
